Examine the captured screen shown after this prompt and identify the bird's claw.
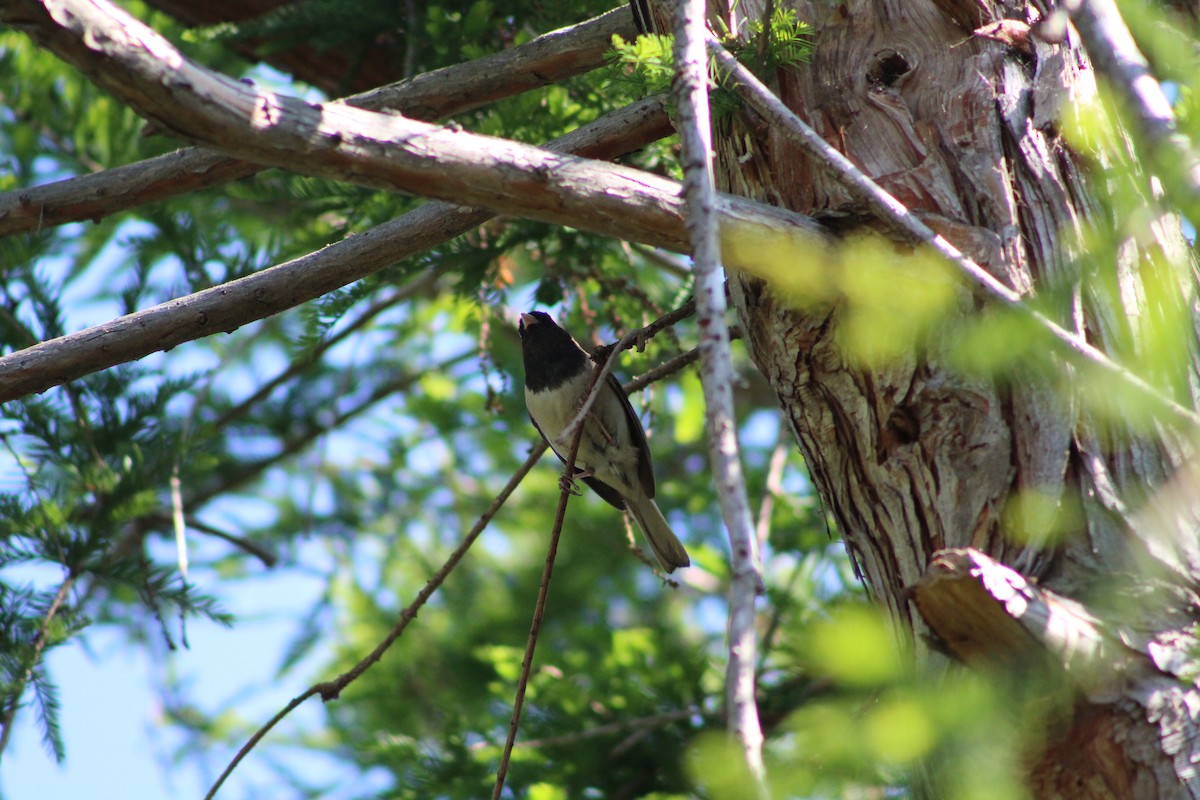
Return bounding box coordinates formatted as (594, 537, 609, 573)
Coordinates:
(558, 474, 583, 496)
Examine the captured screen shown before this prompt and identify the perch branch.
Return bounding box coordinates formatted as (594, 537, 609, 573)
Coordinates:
(204, 443, 548, 800)
(207, 312, 692, 799)
(493, 313, 681, 797)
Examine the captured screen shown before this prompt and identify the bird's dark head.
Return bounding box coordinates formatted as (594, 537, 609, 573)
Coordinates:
(518, 310, 554, 339)
(518, 310, 587, 391)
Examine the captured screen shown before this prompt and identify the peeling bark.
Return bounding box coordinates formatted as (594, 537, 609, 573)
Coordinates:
(715, 0, 1200, 796)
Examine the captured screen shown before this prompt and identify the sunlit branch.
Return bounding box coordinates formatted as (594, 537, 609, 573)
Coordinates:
(0, 96, 674, 403)
(676, 1, 766, 786)
(0, 6, 636, 238)
(0, 0, 825, 291)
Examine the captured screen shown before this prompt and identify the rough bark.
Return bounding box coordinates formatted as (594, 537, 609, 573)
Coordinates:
(713, 0, 1200, 797)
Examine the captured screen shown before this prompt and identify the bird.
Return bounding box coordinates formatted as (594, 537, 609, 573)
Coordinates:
(518, 310, 690, 573)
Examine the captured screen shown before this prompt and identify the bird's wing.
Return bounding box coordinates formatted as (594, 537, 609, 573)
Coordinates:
(528, 411, 627, 510)
(605, 374, 656, 499)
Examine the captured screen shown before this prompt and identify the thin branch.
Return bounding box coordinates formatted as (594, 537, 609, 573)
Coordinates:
(675, 1, 765, 785)
(705, 35, 1200, 432)
(208, 265, 446, 432)
(754, 432, 790, 555)
(141, 512, 278, 567)
(189, 351, 475, 508)
(491, 335, 621, 800)
(0, 6, 637, 237)
(0, 96, 676, 403)
(563, 327, 643, 442)
(1068, 0, 1200, 198)
(204, 443, 548, 800)
(205, 333, 692, 798)
(0, 568, 77, 762)
(481, 708, 697, 751)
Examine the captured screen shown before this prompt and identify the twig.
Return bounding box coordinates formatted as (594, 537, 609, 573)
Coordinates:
(562, 327, 643, 441)
(208, 266, 446, 432)
(142, 513, 277, 568)
(482, 707, 697, 751)
(675, 2, 766, 786)
(0, 568, 78, 762)
(491, 342, 619, 799)
(189, 352, 475, 508)
(204, 443, 548, 800)
(754, 432, 790, 554)
(705, 35, 1200, 432)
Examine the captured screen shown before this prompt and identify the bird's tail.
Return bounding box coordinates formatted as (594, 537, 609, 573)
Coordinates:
(627, 495, 690, 573)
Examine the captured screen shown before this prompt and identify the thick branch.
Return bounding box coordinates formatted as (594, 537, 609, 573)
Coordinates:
(0, 6, 634, 237)
(0, 97, 674, 403)
(0, 0, 823, 263)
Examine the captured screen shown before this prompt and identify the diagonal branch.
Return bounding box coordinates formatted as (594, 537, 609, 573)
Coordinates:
(0, 0, 824, 267)
(204, 442, 549, 800)
(0, 96, 675, 403)
(208, 311, 695, 800)
(0, 6, 636, 238)
(705, 35, 1200, 432)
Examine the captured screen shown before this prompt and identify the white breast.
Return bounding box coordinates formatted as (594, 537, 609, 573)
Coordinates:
(525, 369, 594, 450)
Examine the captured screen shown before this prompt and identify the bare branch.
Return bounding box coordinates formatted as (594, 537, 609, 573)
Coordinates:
(493, 305, 693, 798)
(675, 2, 765, 785)
(706, 35, 1200, 432)
(492, 328, 631, 800)
(207, 324, 694, 799)
(0, 6, 636, 237)
(0, 0, 823, 267)
(0, 96, 675, 403)
(204, 443, 548, 800)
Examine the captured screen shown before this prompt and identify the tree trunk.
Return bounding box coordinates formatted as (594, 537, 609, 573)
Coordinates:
(714, 0, 1200, 796)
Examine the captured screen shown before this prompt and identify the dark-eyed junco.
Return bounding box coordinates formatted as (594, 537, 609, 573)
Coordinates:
(518, 311, 690, 572)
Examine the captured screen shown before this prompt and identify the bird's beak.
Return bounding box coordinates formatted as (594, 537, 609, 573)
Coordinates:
(519, 312, 539, 328)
